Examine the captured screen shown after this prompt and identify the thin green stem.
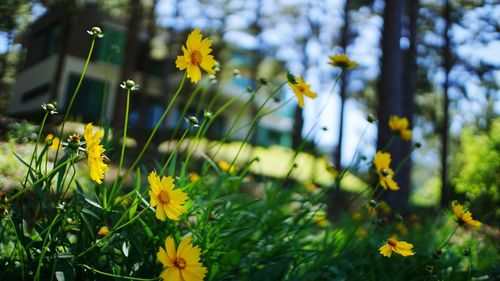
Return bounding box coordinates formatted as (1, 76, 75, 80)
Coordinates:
(54, 36, 96, 166)
(121, 73, 187, 184)
(34, 213, 61, 281)
(160, 126, 191, 176)
(438, 224, 459, 250)
(80, 264, 159, 281)
(23, 112, 48, 188)
(109, 89, 131, 202)
(10, 154, 80, 201)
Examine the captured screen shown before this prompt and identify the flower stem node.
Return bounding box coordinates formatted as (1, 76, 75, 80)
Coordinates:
(120, 79, 140, 91)
(203, 110, 213, 119)
(368, 200, 378, 208)
(42, 102, 58, 115)
(87, 26, 104, 38)
(259, 78, 269, 86)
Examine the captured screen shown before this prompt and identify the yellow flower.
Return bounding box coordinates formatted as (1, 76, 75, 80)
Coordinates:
(306, 183, 317, 191)
(149, 171, 188, 221)
(44, 133, 61, 151)
(373, 151, 399, 191)
(84, 123, 109, 184)
(98, 226, 110, 236)
(288, 76, 317, 108)
(189, 172, 201, 183)
(378, 201, 392, 215)
(175, 29, 216, 83)
(218, 160, 236, 173)
(379, 237, 415, 258)
(157, 236, 207, 281)
(328, 54, 358, 69)
(351, 211, 362, 221)
(314, 212, 329, 227)
(395, 222, 409, 236)
(452, 201, 481, 228)
(356, 227, 368, 238)
(388, 115, 412, 141)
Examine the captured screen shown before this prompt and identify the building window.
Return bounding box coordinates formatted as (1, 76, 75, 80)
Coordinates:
(45, 24, 61, 58)
(65, 74, 105, 122)
(95, 26, 126, 65)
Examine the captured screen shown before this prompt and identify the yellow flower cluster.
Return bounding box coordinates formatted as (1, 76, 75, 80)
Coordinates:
(389, 115, 412, 141)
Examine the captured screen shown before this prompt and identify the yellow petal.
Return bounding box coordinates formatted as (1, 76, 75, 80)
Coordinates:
(187, 64, 202, 83)
(165, 236, 177, 261)
(176, 55, 188, 70)
(200, 54, 216, 74)
(187, 29, 202, 51)
(379, 244, 393, 257)
(157, 247, 173, 267)
(160, 267, 181, 281)
(156, 204, 166, 221)
(452, 202, 463, 219)
(149, 191, 159, 207)
(181, 265, 207, 281)
(177, 236, 192, 257)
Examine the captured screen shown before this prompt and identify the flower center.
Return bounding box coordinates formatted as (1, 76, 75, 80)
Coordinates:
(191, 50, 203, 65)
(388, 238, 397, 247)
(158, 191, 170, 204)
(175, 257, 187, 269)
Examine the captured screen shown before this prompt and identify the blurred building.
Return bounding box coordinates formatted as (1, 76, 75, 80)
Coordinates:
(8, 3, 294, 148)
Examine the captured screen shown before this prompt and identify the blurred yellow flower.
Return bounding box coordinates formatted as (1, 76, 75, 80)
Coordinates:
(351, 211, 362, 221)
(175, 29, 216, 83)
(379, 237, 415, 258)
(189, 172, 201, 183)
(306, 183, 317, 191)
(149, 171, 188, 221)
(314, 212, 329, 227)
(373, 151, 399, 191)
(157, 236, 207, 281)
(395, 222, 409, 236)
(218, 160, 236, 173)
(452, 201, 481, 228)
(378, 201, 392, 215)
(84, 123, 109, 184)
(98, 226, 110, 236)
(328, 54, 358, 69)
(388, 115, 412, 141)
(356, 227, 368, 238)
(44, 133, 61, 151)
(288, 76, 317, 108)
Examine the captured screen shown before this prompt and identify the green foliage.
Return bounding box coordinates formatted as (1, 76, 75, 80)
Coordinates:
(452, 118, 500, 219)
(0, 25, 497, 281)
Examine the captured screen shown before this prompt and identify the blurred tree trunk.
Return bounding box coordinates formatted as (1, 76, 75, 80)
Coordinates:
(138, 0, 157, 127)
(440, 0, 451, 207)
(377, 0, 406, 210)
(334, 0, 350, 170)
(292, 106, 303, 149)
(399, 0, 419, 209)
(113, 0, 143, 127)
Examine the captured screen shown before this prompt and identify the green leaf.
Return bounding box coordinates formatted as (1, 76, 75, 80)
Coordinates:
(84, 197, 104, 210)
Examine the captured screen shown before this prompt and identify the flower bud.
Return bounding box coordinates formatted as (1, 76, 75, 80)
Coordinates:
(186, 116, 199, 127)
(87, 26, 104, 38)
